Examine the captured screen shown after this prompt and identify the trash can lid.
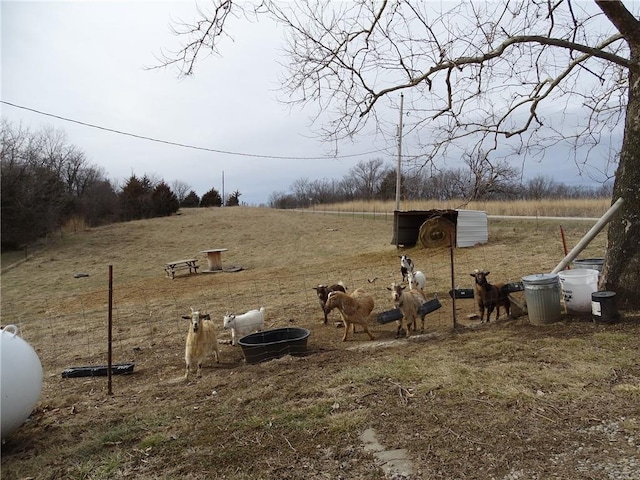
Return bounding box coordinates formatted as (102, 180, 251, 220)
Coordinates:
(592, 290, 616, 299)
(522, 273, 558, 285)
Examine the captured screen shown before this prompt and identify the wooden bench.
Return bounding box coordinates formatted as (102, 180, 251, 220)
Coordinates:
(164, 259, 199, 279)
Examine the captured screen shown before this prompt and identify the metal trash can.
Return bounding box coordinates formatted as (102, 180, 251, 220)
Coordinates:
(572, 258, 604, 272)
(522, 273, 562, 325)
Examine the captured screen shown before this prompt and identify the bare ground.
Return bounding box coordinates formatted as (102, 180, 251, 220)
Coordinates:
(1, 207, 639, 479)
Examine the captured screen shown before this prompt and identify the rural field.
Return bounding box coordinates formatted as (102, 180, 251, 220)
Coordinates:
(1, 204, 639, 479)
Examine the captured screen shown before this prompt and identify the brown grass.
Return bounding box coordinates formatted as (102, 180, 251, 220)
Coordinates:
(1, 206, 639, 480)
(319, 197, 610, 217)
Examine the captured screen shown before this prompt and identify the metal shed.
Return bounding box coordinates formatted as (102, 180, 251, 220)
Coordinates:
(392, 209, 488, 248)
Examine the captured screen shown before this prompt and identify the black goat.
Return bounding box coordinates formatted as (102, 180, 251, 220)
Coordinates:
(313, 282, 347, 324)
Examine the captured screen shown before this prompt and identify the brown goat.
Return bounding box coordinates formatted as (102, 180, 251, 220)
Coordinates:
(312, 282, 346, 324)
(324, 288, 375, 341)
(470, 270, 511, 322)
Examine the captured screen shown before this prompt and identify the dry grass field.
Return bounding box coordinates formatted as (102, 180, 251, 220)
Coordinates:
(1, 206, 639, 479)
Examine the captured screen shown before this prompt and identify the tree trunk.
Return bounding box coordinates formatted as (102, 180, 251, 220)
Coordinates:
(601, 45, 640, 310)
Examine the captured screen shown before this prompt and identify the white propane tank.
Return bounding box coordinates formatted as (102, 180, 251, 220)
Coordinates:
(1, 325, 43, 440)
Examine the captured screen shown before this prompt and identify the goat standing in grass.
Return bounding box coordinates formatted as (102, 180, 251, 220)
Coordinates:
(183, 308, 220, 380)
(324, 289, 375, 341)
(388, 282, 427, 337)
(223, 307, 265, 346)
(400, 255, 414, 282)
(407, 270, 427, 292)
(470, 270, 511, 323)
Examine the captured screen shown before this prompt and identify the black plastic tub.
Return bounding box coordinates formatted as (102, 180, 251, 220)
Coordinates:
(61, 362, 135, 378)
(238, 327, 311, 364)
(377, 308, 403, 324)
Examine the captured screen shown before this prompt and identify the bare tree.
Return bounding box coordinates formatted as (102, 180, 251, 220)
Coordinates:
(346, 158, 387, 199)
(159, 1, 640, 309)
(171, 180, 191, 205)
(462, 151, 520, 200)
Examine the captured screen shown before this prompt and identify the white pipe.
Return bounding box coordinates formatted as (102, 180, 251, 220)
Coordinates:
(551, 197, 624, 274)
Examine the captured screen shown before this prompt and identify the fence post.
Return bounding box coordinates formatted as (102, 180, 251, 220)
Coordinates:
(108, 265, 113, 395)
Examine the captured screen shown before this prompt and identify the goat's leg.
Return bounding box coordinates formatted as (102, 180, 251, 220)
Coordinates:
(342, 321, 350, 341)
(395, 320, 404, 339)
(486, 306, 495, 322)
(361, 323, 375, 341)
(477, 302, 485, 323)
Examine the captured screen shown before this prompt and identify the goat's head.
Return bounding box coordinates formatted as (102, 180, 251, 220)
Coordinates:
(386, 283, 406, 303)
(471, 270, 491, 285)
(222, 313, 236, 329)
(400, 255, 414, 271)
(313, 285, 330, 302)
(182, 308, 211, 333)
(324, 290, 342, 312)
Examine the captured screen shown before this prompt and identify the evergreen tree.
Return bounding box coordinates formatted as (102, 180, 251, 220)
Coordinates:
(151, 181, 180, 216)
(181, 190, 200, 208)
(226, 190, 241, 206)
(200, 187, 222, 207)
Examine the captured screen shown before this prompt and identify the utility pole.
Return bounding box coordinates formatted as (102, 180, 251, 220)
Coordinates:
(395, 93, 404, 212)
(222, 170, 225, 207)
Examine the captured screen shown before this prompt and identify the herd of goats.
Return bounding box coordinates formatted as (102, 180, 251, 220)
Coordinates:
(182, 255, 511, 379)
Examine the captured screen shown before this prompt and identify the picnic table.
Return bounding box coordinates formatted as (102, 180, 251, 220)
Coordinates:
(200, 248, 228, 272)
(164, 259, 199, 279)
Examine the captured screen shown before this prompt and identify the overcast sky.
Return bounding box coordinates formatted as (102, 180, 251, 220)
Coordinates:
(1, 1, 623, 205)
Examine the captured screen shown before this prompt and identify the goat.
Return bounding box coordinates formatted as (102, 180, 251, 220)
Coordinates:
(182, 308, 220, 379)
(312, 282, 346, 324)
(387, 283, 427, 337)
(470, 270, 511, 323)
(400, 255, 415, 282)
(324, 289, 375, 342)
(223, 307, 265, 345)
(407, 270, 427, 291)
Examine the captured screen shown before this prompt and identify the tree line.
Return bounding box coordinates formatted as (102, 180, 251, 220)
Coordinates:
(0, 121, 239, 250)
(268, 158, 613, 209)
(1, 120, 610, 251)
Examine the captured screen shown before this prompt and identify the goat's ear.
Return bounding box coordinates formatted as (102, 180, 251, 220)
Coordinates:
(312, 287, 319, 291)
(470, 273, 477, 278)
(202, 314, 211, 320)
(484, 271, 490, 276)
(386, 286, 392, 291)
(181, 315, 191, 320)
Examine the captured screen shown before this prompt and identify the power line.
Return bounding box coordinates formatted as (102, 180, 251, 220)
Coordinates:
(1, 100, 388, 160)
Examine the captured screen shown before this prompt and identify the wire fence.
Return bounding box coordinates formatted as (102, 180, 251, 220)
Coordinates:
(1, 211, 605, 394)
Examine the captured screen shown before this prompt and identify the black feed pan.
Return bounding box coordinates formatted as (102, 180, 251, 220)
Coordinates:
(238, 327, 311, 364)
(377, 308, 403, 324)
(61, 362, 135, 378)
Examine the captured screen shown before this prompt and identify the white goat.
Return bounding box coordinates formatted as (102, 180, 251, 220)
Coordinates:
(182, 308, 220, 380)
(387, 283, 427, 337)
(223, 307, 265, 345)
(408, 270, 427, 291)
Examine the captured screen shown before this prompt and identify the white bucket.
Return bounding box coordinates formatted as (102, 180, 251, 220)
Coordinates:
(558, 269, 599, 315)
